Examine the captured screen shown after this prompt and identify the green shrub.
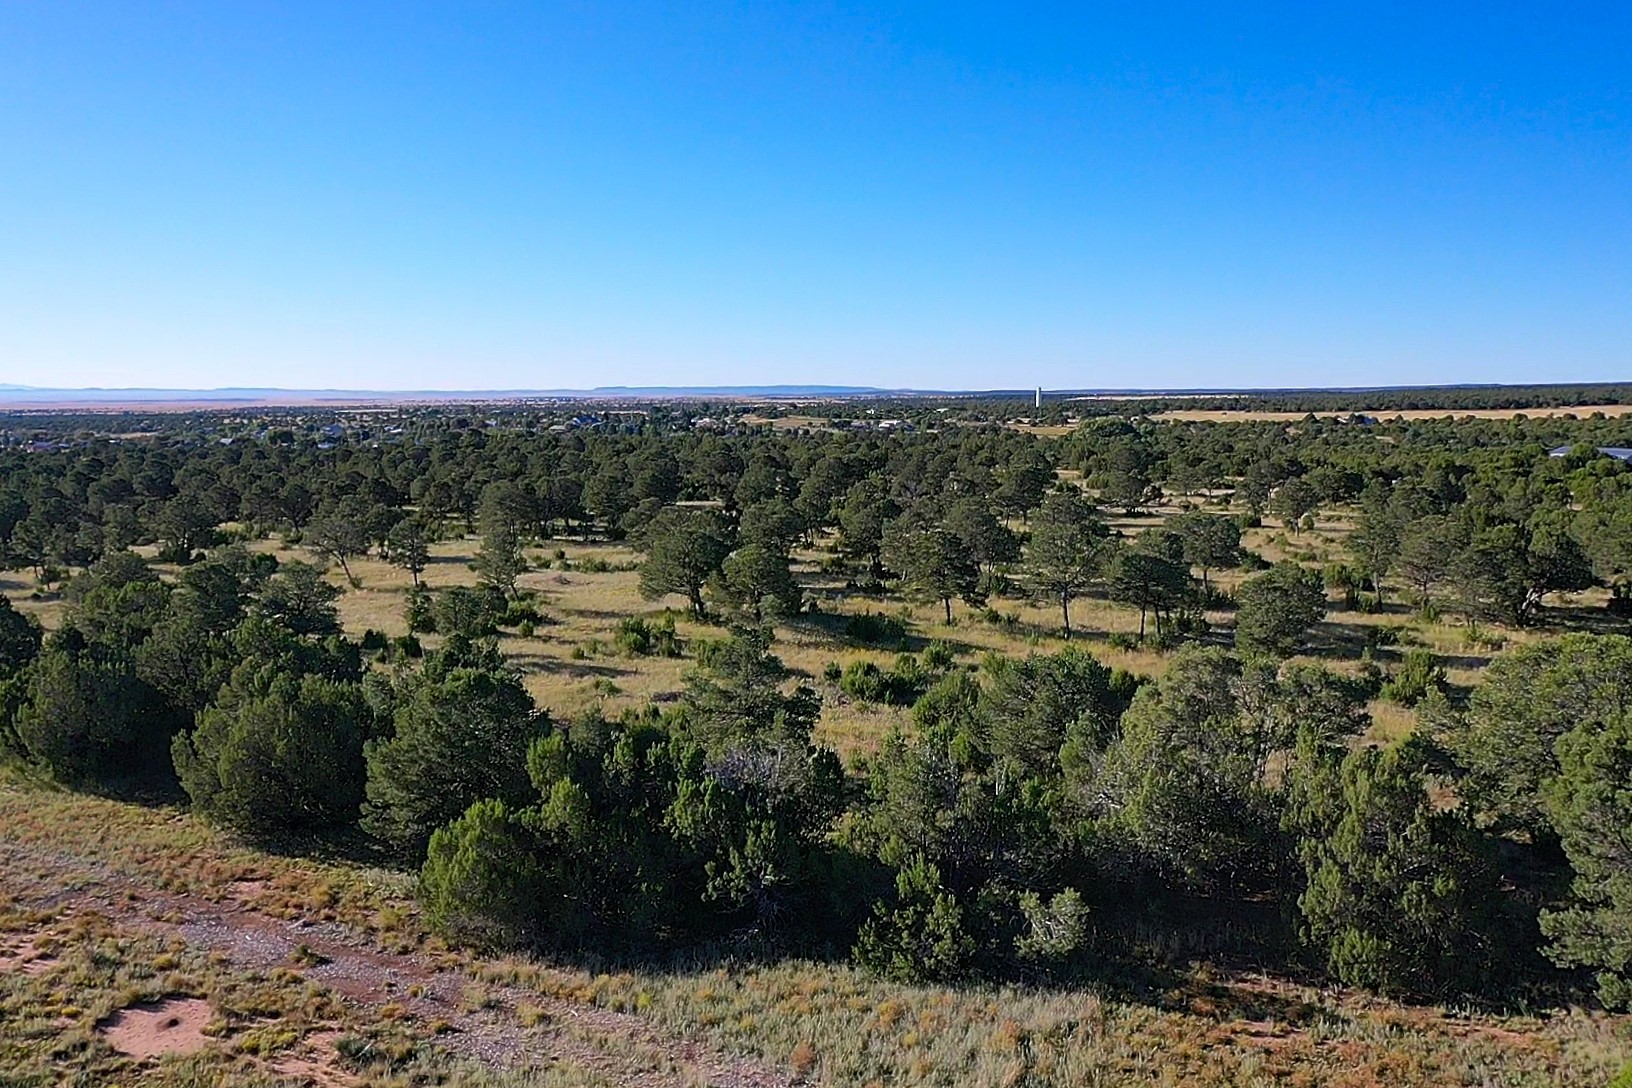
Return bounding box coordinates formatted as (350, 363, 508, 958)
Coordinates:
(432, 586, 503, 639)
(1238, 549, 1272, 571)
(839, 656, 927, 706)
(1323, 562, 1362, 609)
(976, 569, 1018, 600)
(15, 645, 176, 789)
(839, 660, 891, 703)
(1380, 649, 1447, 706)
(363, 659, 544, 860)
(1363, 625, 1403, 649)
(1289, 738, 1499, 998)
(853, 856, 975, 984)
(921, 639, 957, 672)
(843, 611, 908, 646)
(173, 671, 370, 837)
(419, 798, 540, 950)
(391, 634, 424, 660)
(405, 586, 435, 634)
(502, 600, 543, 628)
(1015, 888, 1090, 965)
(614, 615, 681, 657)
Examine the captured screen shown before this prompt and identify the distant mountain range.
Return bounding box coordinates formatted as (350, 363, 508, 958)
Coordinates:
(0, 384, 897, 404)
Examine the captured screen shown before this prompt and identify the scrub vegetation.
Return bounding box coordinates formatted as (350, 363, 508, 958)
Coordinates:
(4, 386, 1632, 1085)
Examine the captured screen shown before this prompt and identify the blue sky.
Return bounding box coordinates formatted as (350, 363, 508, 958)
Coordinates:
(1, 3, 1627, 391)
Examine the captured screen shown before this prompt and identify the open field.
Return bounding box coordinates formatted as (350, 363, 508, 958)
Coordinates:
(1151, 404, 1632, 422)
(3, 775, 1627, 1087)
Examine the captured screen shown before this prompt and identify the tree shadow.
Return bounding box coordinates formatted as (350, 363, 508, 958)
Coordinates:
(781, 610, 950, 654)
(1537, 604, 1629, 636)
(1303, 620, 1387, 661)
(506, 651, 635, 681)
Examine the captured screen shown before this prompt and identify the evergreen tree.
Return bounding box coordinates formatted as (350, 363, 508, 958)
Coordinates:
(475, 516, 525, 598)
(1025, 490, 1112, 639)
(837, 476, 899, 576)
(636, 508, 731, 619)
(255, 561, 343, 637)
(174, 667, 371, 837)
(0, 595, 43, 675)
(1235, 562, 1326, 656)
(882, 521, 980, 623)
(1106, 547, 1191, 641)
(306, 496, 374, 585)
(943, 497, 1020, 570)
(1347, 481, 1400, 604)
(364, 650, 546, 860)
(1171, 510, 1240, 595)
(14, 641, 176, 788)
(386, 515, 432, 586)
(1289, 737, 1498, 998)
(711, 543, 802, 624)
(1541, 705, 1632, 1008)
(419, 797, 542, 950)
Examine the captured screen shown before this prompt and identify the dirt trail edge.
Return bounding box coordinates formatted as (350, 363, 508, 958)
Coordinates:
(0, 840, 792, 1088)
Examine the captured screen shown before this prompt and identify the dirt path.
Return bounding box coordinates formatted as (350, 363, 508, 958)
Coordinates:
(0, 841, 792, 1088)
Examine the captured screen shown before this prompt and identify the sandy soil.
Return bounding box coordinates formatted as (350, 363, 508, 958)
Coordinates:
(97, 997, 215, 1058)
(0, 932, 57, 976)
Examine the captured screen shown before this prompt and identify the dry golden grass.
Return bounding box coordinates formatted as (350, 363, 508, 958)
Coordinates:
(738, 414, 840, 431)
(234, 530, 1187, 757)
(1001, 421, 1079, 436)
(1364, 699, 1421, 745)
(0, 573, 64, 631)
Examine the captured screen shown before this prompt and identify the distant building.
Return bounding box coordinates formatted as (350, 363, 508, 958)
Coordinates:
(1548, 445, 1632, 462)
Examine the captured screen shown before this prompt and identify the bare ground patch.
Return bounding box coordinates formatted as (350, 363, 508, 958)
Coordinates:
(0, 930, 58, 976)
(97, 995, 215, 1058)
(269, 1028, 353, 1087)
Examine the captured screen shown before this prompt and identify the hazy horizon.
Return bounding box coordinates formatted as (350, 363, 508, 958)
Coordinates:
(3, 5, 1628, 390)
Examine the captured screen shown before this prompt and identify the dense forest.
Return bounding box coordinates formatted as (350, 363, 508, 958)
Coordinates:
(4, 392, 1632, 1016)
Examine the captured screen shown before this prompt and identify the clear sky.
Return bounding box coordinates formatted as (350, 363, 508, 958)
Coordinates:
(1, 4, 1628, 391)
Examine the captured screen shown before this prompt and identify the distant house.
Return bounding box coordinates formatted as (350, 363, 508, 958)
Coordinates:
(1548, 445, 1632, 462)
